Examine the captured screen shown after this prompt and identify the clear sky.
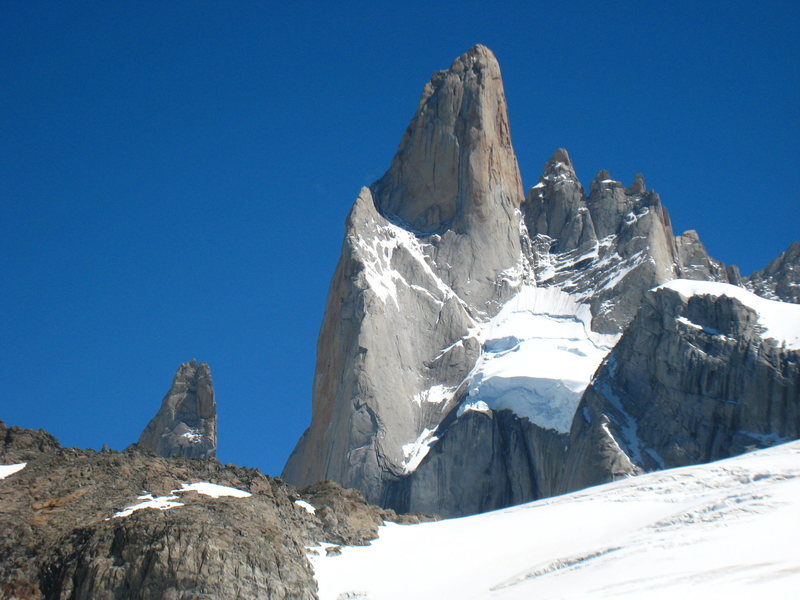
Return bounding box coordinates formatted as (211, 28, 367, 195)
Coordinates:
(2, 2, 798, 476)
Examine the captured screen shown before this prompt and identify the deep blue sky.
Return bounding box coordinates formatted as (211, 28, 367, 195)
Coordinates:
(2, 2, 798, 476)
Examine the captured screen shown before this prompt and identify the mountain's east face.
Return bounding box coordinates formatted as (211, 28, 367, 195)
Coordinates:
(138, 360, 217, 459)
(283, 45, 799, 516)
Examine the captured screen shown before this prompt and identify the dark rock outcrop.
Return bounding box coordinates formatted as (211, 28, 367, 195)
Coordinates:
(138, 360, 217, 459)
(0, 425, 423, 600)
(745, 241, 800, 304)
(384, 410, 568, 518)
(560, 284, 800, 493)
(299, 480, 435, 547)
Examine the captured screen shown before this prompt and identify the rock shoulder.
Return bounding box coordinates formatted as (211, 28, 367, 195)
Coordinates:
(560, 284, 800, 493)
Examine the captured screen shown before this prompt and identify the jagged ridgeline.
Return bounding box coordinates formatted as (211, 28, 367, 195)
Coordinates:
(282, 44, 800, 517)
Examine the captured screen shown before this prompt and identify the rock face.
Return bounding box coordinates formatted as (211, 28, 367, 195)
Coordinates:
(138, 360, 217, 459)
(560, 283, 800, 493)
(371, 44, 524, 308)
(283, 45, 525, 503)
(384, 410, 567, 518)
(283, 44, 798, 519)
(745, 241, 800, 304)
(0, 423, 423, 600)
(281, 45, 754, 518)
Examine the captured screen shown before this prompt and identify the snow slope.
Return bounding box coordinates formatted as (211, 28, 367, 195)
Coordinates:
(459, 286, 619, 432)
(659, 279, 800, 349)
(0, 463, 26, 479)
(311, 441, 800, 599)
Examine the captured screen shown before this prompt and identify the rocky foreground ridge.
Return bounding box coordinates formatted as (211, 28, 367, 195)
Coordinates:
(0, 422, 431, 600)
(283, 44, 800, 517)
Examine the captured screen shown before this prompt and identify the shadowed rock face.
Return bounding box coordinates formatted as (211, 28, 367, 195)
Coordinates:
(383, 410, 568, 518)
(560, 286, 800, 493)
(138, 360, 216, 459)
(745, 241, 800, 304)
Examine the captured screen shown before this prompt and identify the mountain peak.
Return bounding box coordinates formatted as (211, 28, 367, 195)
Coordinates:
(371, 45, 522, 233)
(628, 173, 647, 194)
(138, 360, 217, 459)
(543, 148, 577, 179)
(449, 43, 498, 70)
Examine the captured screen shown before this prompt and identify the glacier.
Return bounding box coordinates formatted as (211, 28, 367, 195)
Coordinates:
(311, 440, 800, 599)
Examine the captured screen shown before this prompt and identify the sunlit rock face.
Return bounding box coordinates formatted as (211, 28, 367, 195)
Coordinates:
(282, 44, 526, 503)
(745, 241, 800, 304)
(283, 44, 798, 518)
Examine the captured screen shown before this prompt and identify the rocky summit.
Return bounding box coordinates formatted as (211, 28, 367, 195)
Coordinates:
(283, 45, 800, 518)
(138, 360, 217, 459)
(0, 421, 432, 600)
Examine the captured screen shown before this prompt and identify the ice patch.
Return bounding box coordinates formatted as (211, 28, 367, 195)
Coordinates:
(354, 218, 473, 318)
(112, 493, 184, 518)
(458, 400, 491, 416)
(179, 482, 252, 498)
(412, 384, 455, 405)
(180, 430, 204, 443)
(458, 286, 619, 432)
(0, 463, 27, 479)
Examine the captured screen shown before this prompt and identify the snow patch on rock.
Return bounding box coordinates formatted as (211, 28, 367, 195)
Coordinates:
(179, 482, 252, 498)
(0, 463, 27, 479)
(112, 481, 251, 518)
(401, 427, 439, 474)
(295, 500, 316, 514)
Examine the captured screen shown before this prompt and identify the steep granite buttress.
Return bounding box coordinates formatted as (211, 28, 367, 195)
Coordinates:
(282, 45, 525, 502)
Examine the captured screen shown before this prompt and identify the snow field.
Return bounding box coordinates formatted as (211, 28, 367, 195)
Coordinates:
(311, 441, 800, 600)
